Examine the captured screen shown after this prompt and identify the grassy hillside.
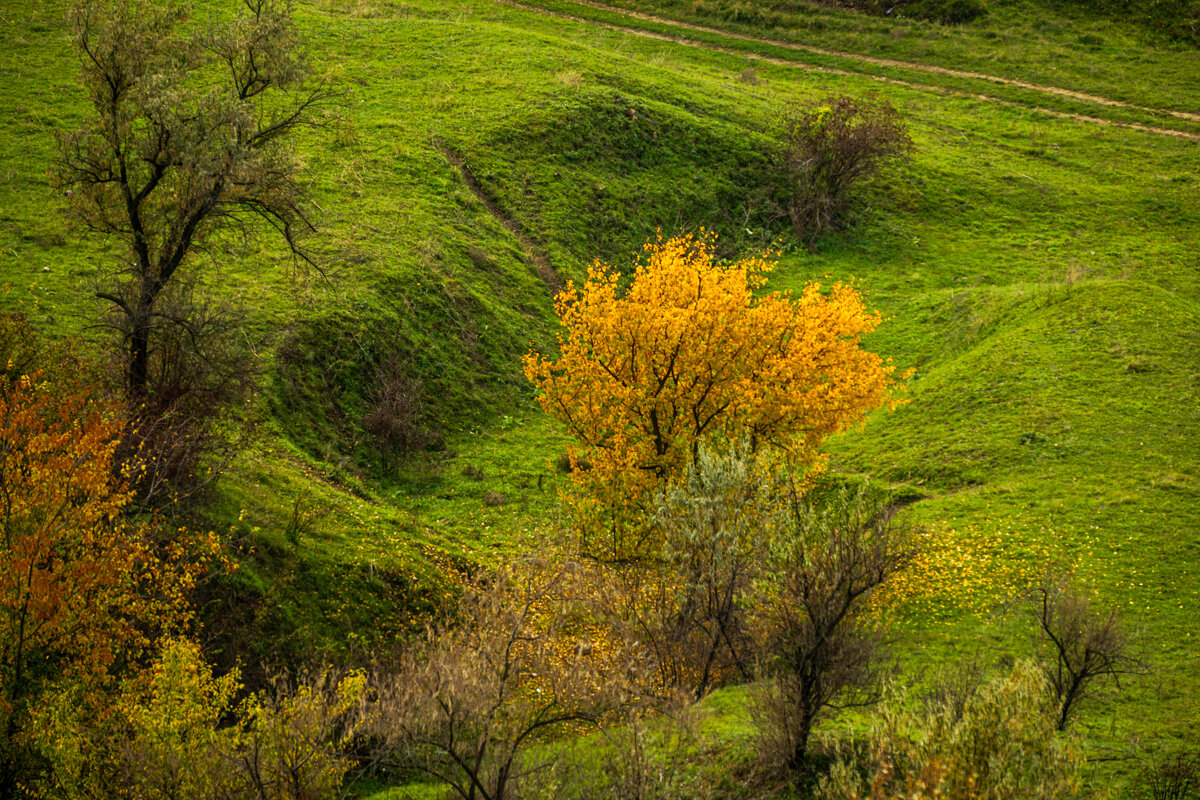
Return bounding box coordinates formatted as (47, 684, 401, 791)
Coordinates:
(2, 0, 1198, 793)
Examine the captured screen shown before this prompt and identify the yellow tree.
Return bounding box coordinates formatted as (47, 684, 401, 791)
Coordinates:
(0, 371, 213, 796)
(524, 233, 894, 561)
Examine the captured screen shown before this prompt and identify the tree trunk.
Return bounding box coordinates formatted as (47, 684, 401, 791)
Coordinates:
(128, 286, 156, 398)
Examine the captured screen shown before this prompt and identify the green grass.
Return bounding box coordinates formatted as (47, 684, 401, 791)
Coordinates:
(544, 0, 1200, 113)
(2, 0, 1198, 794)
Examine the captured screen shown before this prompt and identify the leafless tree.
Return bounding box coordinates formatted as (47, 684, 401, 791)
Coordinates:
(1033, 578, 1144, 731)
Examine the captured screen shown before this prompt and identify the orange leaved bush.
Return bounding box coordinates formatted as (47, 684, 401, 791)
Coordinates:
(524, 233, 895, 560)
(0, 370, 215, 795)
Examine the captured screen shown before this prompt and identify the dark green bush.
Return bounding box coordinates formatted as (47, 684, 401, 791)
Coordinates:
(773, 94, 914, 246)
(809, 0, 988, 24)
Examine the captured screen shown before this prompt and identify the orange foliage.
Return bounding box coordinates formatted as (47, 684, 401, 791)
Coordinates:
(524, 233, 895, 559)
(0, 371, 215, 789)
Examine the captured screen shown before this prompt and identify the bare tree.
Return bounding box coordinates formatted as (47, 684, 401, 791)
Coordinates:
(753, 485, 913, 774)
(57, 0, 327, 393)
(369, 560, 627, 800)
(1033, 578, 1144, 731)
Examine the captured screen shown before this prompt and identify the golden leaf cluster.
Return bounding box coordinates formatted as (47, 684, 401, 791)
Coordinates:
(524, 233, 894, 559)
(0, 371, 217, 750)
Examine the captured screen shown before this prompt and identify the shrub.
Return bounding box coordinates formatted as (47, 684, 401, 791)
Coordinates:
(818, 661, 1083, 800)
(648, 442, 775, 698)
(363, 355, 443, 469)
(111, 292, 257, 506)
(33, 638, 367, 800)
(1134, 747, 1200, 800)
(368, 559, 626, 800)
(775, 95, 913, 246)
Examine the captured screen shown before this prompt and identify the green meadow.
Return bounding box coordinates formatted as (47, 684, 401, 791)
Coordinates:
(1, 0, 1197, 794)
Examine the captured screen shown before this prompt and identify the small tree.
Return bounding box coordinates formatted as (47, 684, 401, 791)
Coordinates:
(57, 0, 329, 499)
(524, 233, 895, 562)
(370, 560, 624, 800)
(752, 486, 912, 774)
(1033, 578, 1144, 731)
(59, 0, 326, 398)
(632, 441, 775, 699)
(776, 94, 913, 245)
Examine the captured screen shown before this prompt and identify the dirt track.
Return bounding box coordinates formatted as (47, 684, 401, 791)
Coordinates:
(496, 0, 1200, 141)
(435, 140, 564, 297)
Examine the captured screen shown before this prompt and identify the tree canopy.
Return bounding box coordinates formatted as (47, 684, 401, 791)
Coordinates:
(524, 233, 896, 560)
(57, 0, 328, 399)
(0, 371, 214, 795)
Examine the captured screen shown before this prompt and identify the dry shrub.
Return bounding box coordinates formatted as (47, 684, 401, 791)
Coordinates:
(817, 661, 1083, 800)
(1135, 747, 1200, 800)
(752, 486, 913, 775)
(363, 355, 443, 468)
(593, 564, 711, 706)
(368, 558, 632, 800)
(1032, 577, 1145, 730)
(110, 292, 256, 507)
(775, 94, 913, 245)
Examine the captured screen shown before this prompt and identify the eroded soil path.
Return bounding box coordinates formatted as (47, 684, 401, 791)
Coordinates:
(497, 0, 1200, 140)
(436, 140, 564, 298)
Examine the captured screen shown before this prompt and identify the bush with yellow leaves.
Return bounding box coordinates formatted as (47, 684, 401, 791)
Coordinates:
(33, 638, 367, 800)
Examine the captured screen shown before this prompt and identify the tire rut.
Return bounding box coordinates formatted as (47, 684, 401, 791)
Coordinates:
(496, 0, 1200, 140)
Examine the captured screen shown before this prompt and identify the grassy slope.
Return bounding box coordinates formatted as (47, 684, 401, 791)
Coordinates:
(557, 0, 1200, 114)
(1, 0, 1198, 791)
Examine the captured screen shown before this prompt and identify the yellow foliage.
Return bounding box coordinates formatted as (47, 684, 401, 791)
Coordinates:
(524, 233, 895, 560)
(0, 371, 216, 795)
(34, 638, 367, 800)
(877, 519, 1065, 619)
